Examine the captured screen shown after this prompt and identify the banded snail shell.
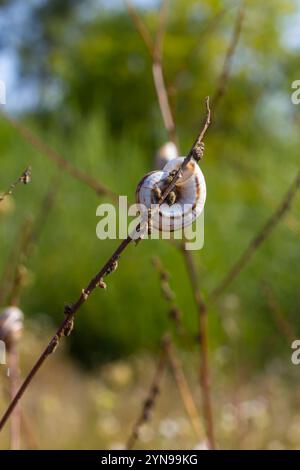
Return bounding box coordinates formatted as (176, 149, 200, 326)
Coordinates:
(136, 157, 206, 232)
(155, 142, 178, 170)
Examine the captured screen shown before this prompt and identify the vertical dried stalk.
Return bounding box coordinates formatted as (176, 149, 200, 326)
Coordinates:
(211, 171, 300, 299)
(262, 281, 296, 344)
(163, 336, 202, 440)
(182, 248, 215, 449)
(7, 345, 21, 450)
(126, 0, 177, 145)
(0, 167, 31, 204)
(152, 256, 187, 338)
(211, 0, 246, 111)
(126, 347, 167, 450)
(152, 257, 203, 439)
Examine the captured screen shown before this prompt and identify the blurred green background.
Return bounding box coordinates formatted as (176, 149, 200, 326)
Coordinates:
(0, 0, 299, 371)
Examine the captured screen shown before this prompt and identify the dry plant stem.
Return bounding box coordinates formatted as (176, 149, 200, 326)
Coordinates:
(0, 218, 33, 307)
(0, 167, 31, 204)
(1, 111, 117, 201)
(262, 281, 296, 344)
(0, 104, 211, 433)
(7, 346, 21, 450)
(126, 0, 177, 145)
(182, 248, 215, 450)
(163, 337, 202, 440)
(211, 171, 300, 300)
(211, 0, 245, 111)
(152, 259, 202, 439)
(126, 348, 167, 450)
(152, 256, 187, 337)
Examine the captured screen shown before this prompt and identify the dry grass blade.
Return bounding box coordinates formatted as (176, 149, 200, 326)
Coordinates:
(1, 111, 118, 201)
(211, 0, 246, 112)
(163, 336, 202, 440)
(262, 281, 296, 344)
(211, 171, 300, 300)
(0, 102, 211, 433)
(0, 167, 31, 204)
(126, 347, 167, 450)
(182, 248, 215, 449)
(126, 0, 177, 145)
(152, 258, 203, 439)
(124, 0, 154, 55)
(152, 256, 187, 337)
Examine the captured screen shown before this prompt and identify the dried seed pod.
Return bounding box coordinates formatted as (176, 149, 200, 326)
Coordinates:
(136, 157, 206, 232)
(0, 306, 24, 350)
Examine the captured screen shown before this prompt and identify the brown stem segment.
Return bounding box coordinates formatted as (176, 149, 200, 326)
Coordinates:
(211, 171, 300, 300)
(182, 248, 215, 450)
(164, 336, 202, 440)
(8, 346, 21, 450)
(126, 347, 167, 450)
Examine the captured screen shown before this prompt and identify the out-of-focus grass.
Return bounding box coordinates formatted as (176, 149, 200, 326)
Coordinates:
(1, 323, 300, 450)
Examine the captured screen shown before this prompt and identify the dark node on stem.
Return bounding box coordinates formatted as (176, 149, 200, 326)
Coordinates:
(64, 304, 73, 316)
(169, 306, 181, 322)
(20, 167, 32, 185)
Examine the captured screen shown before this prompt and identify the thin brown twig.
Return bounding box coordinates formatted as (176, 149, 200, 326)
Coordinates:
(0, 111, 118, 201)
(0, 178, 60, 308)
(0, 167, 31, 204)
(126, 345, 167, 450)
(211, 171, 300, 300)
(182, 247, 215, 449)
(262, 281, 296, 344)
(163, 336, 202, 440)
(0, 103, 211, 433)
(0, 218, 33, 308)
(152, 258, 203, 439)
(126, 0, 177, 145)
(211, 0, 246, 112)
(125, 0, 154, 55)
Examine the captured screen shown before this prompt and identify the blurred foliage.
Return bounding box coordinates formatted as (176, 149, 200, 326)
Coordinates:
(0, 0, 299, 367)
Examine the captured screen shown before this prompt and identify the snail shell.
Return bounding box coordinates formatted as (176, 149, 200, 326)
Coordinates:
(0, 306, 24, 348)
(136, 157, 206, 232)
(155, 142, 178, 170)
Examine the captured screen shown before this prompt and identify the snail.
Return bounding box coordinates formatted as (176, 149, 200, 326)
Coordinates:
(155, 142, 178, 170)
(0, 306, 24, 350)
(136, 156, 206, 233)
